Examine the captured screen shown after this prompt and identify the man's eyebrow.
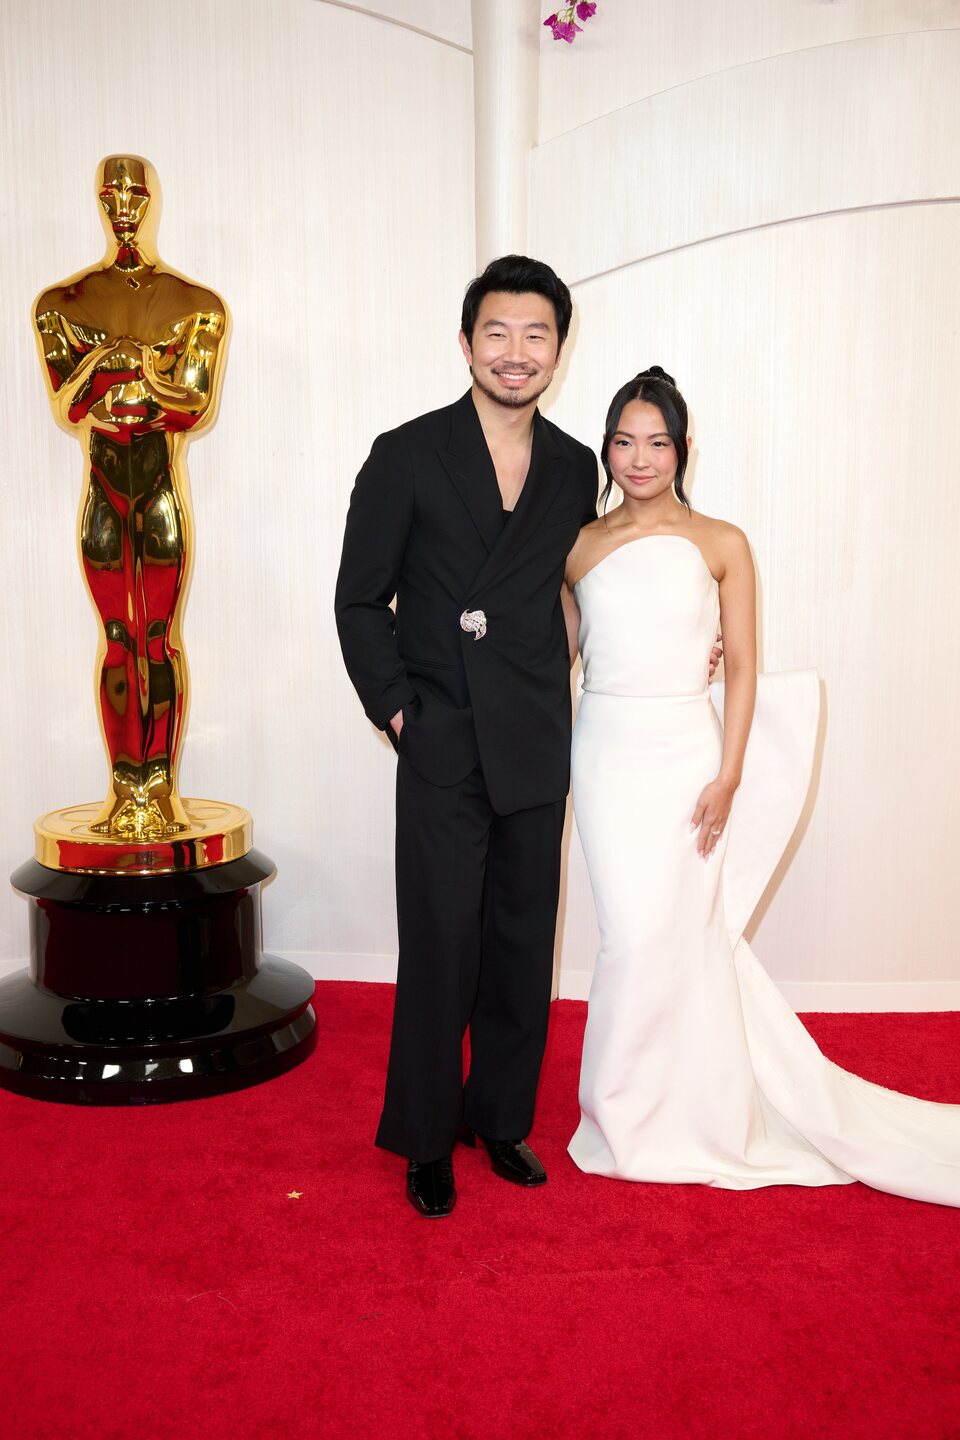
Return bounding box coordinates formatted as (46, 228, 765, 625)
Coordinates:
(480, 319, 551, 330)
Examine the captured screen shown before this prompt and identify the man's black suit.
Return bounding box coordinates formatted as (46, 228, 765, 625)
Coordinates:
(335, 390, 597, 1161)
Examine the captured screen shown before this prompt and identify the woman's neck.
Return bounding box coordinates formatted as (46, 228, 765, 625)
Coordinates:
(614, 490, 689, 530)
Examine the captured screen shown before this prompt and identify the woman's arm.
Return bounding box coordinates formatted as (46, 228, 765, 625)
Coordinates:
(691, 527, 757, 855)
(560, 579, 580, 669)
(562, 529, 592, 669)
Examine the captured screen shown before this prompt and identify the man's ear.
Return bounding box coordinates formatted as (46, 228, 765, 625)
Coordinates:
(458, 328, 472, 365)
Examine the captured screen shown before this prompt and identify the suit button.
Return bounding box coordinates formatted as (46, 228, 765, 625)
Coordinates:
(460, 608, 487, 641)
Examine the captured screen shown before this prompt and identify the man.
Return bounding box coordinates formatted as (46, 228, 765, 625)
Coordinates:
(335, 255, 598, 1216)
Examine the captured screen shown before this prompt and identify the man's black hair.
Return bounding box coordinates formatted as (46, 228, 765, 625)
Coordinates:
(461, 254, 573, 349)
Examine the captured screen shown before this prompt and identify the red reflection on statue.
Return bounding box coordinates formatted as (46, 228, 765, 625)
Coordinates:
(34, 156, 229, 838)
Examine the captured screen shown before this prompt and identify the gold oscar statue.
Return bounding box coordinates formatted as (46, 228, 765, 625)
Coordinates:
(32, 154, 249, 872)
(0, 156, 315, 1103)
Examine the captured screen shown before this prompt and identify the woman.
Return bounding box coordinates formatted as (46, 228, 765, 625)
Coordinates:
(562, 367, 960, 1204)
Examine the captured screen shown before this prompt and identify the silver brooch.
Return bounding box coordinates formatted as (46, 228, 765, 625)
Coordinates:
(460, 608, 487, 641)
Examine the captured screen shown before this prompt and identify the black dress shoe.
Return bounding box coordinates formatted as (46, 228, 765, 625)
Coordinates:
(460, 1126, 547, 1186)
(482, 1138, 547, 1186)
(406, 1157, 456, 1217)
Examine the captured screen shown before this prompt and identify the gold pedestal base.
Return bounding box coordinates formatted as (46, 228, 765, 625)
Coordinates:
(34, 799, 253, 875)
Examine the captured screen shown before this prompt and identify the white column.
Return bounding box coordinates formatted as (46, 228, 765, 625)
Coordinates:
(471, 0, 540, 266)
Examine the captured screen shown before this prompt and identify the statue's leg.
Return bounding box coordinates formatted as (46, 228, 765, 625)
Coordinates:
(79, 470, 142, 830)
(85, 434, 188, 838)
(131, 469, 190, 831)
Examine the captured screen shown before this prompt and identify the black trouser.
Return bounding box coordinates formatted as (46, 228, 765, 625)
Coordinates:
(375, 759, 565, 1163)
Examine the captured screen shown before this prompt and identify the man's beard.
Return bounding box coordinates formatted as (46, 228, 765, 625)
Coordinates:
(472, 368, 553, 410)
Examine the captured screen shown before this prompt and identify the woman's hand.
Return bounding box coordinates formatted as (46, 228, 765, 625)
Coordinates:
(708, 632, 722, 682)
(691, 775, 737, 857)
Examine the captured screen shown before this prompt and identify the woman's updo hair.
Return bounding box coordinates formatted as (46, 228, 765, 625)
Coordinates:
(599, 366, 690, 512)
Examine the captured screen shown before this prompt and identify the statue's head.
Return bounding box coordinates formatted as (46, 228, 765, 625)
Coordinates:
(97, 155, 160, 253)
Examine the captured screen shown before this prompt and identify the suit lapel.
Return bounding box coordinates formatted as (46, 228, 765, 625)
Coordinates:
(468, 411, 569, 595)
(436, 391, 504, 553)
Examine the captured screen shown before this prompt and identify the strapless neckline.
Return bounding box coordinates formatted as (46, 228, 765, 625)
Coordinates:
(574, 533, 715, 591)
(575, 526, 720, 700)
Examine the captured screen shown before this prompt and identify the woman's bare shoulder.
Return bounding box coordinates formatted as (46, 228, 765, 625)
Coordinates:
(690, 512, 750, 557)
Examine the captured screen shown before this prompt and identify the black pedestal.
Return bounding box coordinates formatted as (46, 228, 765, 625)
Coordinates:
(0, 851, 316, 1104)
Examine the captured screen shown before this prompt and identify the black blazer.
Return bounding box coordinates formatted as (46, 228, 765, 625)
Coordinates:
(335, 390, 599, 814)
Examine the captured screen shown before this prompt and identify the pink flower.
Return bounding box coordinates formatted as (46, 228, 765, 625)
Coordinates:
(544, 4, 594, 42)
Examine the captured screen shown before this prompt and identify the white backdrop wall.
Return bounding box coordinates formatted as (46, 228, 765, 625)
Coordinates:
(537, 0, 960, 141)
(535, 4, 960, 1006)
(1, 1, 958, 1010)
(0, 0, 473, 978)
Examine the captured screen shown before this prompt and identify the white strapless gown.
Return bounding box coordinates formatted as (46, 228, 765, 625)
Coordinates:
(568, 534, 960, 1205)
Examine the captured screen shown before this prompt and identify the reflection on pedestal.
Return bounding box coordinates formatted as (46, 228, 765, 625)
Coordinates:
(0, 851, 316, 1104)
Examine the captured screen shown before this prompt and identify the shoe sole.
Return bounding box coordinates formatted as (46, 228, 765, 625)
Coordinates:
(488, 1163, 547, 1186)
(406, 1188, 457, 1217)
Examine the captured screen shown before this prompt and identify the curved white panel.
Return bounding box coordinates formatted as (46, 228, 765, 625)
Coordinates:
(319, 0, 471, 50)
(546, 201, 960, 995)
(532, 31, 960, 285)
(538, 0, 960, 142)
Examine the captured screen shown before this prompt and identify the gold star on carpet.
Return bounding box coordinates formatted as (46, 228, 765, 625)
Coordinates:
(286, 1190, 303, 1199)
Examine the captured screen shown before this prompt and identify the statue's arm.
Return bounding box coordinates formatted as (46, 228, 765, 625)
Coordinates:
(35, 296, 227, 433)
(34, 308, 134, 426)
(140, 310, 227, 429)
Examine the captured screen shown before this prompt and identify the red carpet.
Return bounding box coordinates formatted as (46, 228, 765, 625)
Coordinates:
(2, 983, 959, 1440)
